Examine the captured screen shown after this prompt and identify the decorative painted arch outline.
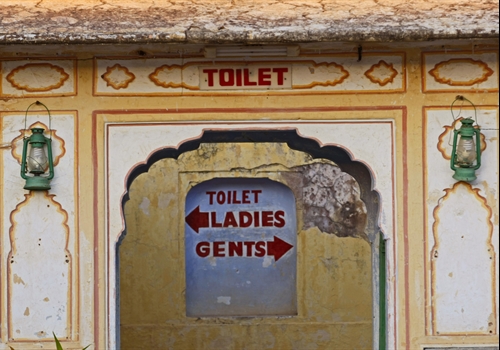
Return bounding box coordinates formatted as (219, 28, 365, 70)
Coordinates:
(118, 129, 381, 246)
(7, 191, 73, 341)
(437, 117, 486, 160)
(10, 121, 66, 166)
(114, 128, 384, 348)
(430, 181, 497, 335)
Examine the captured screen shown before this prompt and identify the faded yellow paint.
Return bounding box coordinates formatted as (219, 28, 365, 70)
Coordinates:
(121, 143, 373, 349)
(0, 40, 497, 350)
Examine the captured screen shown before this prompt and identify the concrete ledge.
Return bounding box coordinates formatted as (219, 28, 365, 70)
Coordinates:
(0, 0, 498, 45)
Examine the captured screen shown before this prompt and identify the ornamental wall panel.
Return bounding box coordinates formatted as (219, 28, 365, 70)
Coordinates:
(423, 107, 499, 336)
(0, 111, 79, 343)
(93, 53, 405, 96)
(422, 52, 498, 93)
(0, 59, 77, 97)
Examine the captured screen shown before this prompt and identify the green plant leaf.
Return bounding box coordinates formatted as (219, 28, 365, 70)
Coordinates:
(82, 345, 92, 350)
(53, 332, 64, 350)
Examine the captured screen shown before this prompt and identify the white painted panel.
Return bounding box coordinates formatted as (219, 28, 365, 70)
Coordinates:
(431, 183, 495, 334)
(1, 112, 77, 342)
(425, 107, 499, 335)
(8, 192, 71, 340)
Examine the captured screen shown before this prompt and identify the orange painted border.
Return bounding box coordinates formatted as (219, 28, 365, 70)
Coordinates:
(92, 106, 406, 350)
(402, 107, 410, 349)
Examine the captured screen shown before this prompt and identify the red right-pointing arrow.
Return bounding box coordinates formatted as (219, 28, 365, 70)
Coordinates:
(267, 236, 294, 262)
(185, 206, 209, 233)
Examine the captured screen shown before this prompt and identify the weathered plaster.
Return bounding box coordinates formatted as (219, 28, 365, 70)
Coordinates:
(0, 0, 498, 45)
(121, 143, 373, 349)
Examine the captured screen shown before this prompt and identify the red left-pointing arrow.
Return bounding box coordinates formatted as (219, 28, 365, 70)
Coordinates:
(185, 206, 209, 233)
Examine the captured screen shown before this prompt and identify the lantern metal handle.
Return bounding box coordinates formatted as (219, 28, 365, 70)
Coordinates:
(24, 101, 52, 140)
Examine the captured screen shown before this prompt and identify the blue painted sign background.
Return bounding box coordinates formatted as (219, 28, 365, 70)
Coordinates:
(185, 178, 297, 317)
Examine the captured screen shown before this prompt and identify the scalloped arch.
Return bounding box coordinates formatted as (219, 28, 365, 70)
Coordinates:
(118, 129, 381, 245)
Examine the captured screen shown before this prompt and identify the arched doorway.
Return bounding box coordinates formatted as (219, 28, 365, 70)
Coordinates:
(118, 130, 385, 349)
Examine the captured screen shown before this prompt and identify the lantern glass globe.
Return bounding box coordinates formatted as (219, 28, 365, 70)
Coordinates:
(455, 136, 477, 167)
(27, 146, 49, 174)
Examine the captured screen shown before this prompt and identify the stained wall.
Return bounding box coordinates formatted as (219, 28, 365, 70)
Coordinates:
(0, 41, 498, 349)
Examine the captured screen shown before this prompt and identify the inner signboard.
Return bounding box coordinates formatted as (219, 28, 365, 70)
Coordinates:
(185, 178, 297, 317)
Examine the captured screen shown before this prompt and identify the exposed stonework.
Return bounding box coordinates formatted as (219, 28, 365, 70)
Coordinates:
(0, 0, 498, 45)
(284, 162, 368, 241)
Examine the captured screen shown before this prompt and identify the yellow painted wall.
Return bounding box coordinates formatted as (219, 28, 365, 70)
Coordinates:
(0, 41, 498, 350)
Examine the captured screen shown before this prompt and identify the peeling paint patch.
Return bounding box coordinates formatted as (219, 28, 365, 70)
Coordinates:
(262, 256, 272, 267)
(139, 197, 150, 215)
(13, 274, 26, 285)
(158, 192, 175, 209)
(35, 330, 46, 338)
(217, 296, 231, 305)
(315, 329, 331, 342)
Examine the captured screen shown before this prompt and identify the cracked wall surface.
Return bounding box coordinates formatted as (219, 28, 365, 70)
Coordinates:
(0, 0, 498, 45)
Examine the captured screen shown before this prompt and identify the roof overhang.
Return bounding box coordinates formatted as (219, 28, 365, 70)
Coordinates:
(0, 0, 498, 45)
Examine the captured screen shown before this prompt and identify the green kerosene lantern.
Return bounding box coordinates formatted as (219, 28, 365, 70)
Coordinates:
(450, 118, 481, 182)
(20, 101, 54, 191)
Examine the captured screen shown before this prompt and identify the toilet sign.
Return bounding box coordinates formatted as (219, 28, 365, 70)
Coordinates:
(185, 178, 297, 317)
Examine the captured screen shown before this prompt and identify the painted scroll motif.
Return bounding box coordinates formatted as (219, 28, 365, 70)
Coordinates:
(102, 64, 136, 90)
(6, 63, 69, 92)
(364, 60, 398, 86)
(429, 59, 493, 86)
